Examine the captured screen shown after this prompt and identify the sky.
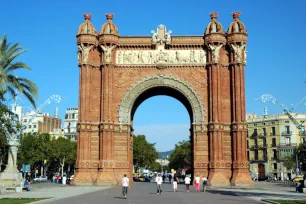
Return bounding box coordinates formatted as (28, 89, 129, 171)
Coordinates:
(1, 0, 306, 151)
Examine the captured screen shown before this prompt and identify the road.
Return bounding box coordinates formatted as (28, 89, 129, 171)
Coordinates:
(46, 182, 262, 204)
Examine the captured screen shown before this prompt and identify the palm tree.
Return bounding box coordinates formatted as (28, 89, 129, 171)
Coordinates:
(0, 34, 38, 108)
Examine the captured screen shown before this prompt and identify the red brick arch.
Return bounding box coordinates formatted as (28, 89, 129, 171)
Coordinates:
(72, 12, 253, 187)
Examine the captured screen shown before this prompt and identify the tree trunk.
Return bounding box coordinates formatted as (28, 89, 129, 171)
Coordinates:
(60, 157, 65, 177)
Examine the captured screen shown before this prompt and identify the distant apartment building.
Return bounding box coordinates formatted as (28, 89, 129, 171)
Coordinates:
(22, 111, 62, 134)
(247, 112, 306, 180)
(63, 108, 78, 141)
(13, 105, 63, 138)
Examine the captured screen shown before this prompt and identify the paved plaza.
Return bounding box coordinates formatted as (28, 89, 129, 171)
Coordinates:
(0, 183, 110, 202)
(43, 182, 305, 204)
(1, 182, 306, 203)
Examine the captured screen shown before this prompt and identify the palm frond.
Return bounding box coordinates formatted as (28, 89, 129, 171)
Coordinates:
(0, 34, 38, 107)
(21, 90, 36, 109)
(5, 62, 30, 73)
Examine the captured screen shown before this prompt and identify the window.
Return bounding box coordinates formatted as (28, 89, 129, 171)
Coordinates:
(274, 163, 277, 170)
(285, 126, 290, 134)
(286, 137, 290, 145)
(272, 138, 276, 147)
(285, 121, 289, 123)
(65, 114, 68, 119)
(263, 128, 267, 136)
(271, 127, 276, 136)
(255, 151, 258, 160)
(254, 128, 258, 135)
(24, 119, 27, 122)
(72, 113, 75, 119)
(33, 125, 36, 128)
(29, 125, 32, 128)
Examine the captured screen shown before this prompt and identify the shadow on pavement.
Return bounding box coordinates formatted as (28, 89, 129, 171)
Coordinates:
(113, 196, 126, 199)
(208, 189, 305, 200)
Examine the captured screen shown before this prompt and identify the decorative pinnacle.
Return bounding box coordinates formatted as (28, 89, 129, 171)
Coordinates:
(83, 13, 92, 20)
(209, 12, 219, 19)
(232, 11, 241, 19)
(105, 13, 114, 20)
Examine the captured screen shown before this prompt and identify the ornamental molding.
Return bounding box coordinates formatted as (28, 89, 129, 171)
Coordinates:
(118, 74, 205, 128)
(116, 48, 206, 65)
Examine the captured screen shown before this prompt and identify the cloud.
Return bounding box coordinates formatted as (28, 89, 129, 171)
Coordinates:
(134, 124, 190, 152)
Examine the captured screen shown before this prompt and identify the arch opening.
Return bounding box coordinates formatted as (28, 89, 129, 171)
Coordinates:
(118, 74, 205, 128)
(131, 86, 193, 124)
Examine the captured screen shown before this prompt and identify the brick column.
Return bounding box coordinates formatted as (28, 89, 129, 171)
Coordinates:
(207, 56, 230, 186)
(230, 62, 253, 186)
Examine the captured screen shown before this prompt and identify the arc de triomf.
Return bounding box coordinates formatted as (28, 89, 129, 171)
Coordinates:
(72, 12, 253, 186)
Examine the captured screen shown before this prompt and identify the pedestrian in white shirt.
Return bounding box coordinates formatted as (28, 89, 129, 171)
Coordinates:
(122, 174, 129, 199)
(155, 174, 163, 194)
(184, 175, 191, 192)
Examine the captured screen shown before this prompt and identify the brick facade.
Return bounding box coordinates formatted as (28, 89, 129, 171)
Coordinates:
(72, 12, 253, 186)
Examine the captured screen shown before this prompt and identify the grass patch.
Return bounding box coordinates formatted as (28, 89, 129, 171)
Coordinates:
(0, 198, 48, 204)
(269, 200, 306, 204)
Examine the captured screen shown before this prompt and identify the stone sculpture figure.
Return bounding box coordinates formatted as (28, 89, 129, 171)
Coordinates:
(208, 44, 223, 63)
(231, 43, 246, 63)
(117, 51, 122, 64)
(100, 45, 116, 63)
(199, 50, 206, 63)
(78, 44, 94, 64)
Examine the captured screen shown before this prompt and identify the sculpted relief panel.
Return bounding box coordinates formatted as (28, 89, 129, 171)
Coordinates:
(116, 49, 206, 65)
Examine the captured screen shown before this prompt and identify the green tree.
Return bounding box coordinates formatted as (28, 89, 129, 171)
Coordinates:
(0, 34, 38, 107)
(133, 135, 158, 171)
(168, 140, 191, 170)
(18, 133, 54, 176)
(52, 137, 76, 177)
(281, 155, 296, 173)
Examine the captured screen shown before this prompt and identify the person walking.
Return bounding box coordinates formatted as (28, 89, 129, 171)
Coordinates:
(173, 173, 178, 192)
(168, 174, 172, 184)
(202, 176, 208, 192)
(122, 174, 129, 199)
(155, 174, 163, 194)
(184, 175, 191, 192)
(194, 174, 201, 192)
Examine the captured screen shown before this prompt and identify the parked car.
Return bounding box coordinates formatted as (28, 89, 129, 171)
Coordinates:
(33, 176, 48, 182)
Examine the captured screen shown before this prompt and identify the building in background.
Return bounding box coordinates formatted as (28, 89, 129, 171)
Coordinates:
(13, 105, 64, 138)
(247, 111, 306, 180)
(63, 108, 78, 141)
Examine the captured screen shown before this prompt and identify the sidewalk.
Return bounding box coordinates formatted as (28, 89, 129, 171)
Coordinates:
(209, 182, 306, 202)
(0, 183, 110, 203)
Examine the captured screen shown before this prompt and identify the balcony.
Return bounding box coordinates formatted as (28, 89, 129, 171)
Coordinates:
(258, 133, 267, 138)
(250, 157, 268, 163)
(249, 133, 258, 139)
(299, 131, 306, 136)
(270, 144, 277, 148)
(281, 131, 292, 136)
(270, 157, 280, 162)
(248, 144, 267, 150)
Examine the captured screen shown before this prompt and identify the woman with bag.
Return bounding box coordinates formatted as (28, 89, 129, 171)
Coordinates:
(194, 174, 201, 192)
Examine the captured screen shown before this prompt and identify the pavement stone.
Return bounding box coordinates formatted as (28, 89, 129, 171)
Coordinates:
(0, 182, 110, 203)
(46, 182, 263, 204)
(1, 181, 305, 203)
